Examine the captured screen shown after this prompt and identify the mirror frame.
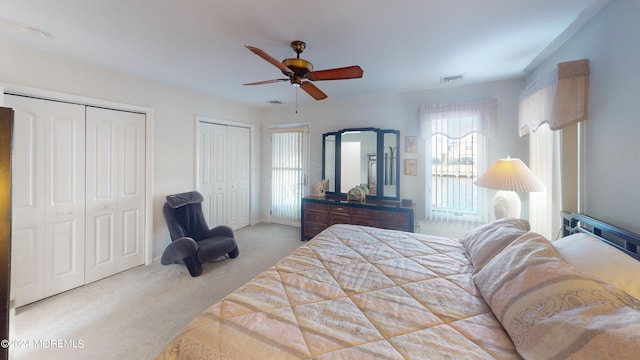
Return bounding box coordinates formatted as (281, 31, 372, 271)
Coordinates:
(322, 127, 401, 200)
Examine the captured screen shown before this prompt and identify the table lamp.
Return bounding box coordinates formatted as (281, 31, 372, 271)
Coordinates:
(474, 157, 545, 219)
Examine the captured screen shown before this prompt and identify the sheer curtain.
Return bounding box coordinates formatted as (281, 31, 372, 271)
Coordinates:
(519, 59, 589, 239)
(528, 123, 562, 239)
(419, 99, 497, 222)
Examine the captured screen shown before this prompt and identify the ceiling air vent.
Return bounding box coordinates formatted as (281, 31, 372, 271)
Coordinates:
(440, 74, 464, 83)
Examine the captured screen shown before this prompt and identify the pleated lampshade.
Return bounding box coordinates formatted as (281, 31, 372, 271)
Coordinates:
(475, 158, 545, 192)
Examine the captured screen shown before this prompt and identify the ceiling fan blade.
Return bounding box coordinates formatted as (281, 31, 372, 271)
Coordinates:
(300, 81, 328, 100)
(307, 65, 363, 81)
(245, 45, 294, 76)
(243, 78, 289, 86)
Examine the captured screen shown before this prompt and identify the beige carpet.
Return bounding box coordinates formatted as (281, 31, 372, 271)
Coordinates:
(11, 223, 304, 360)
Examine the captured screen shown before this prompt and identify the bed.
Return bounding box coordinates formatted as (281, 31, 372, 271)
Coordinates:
(157, 213, 640, 359)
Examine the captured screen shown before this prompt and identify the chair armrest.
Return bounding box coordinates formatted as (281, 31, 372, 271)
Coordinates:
(205, 225, 234, 239)
(160, 237, 198, 265)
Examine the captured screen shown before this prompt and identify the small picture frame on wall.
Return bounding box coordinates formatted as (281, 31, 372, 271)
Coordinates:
(405, 159, 417, 176)
(405, 136, 417, 153)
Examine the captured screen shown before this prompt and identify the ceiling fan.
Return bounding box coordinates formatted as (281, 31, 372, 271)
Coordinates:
(243, 40, 364, 100)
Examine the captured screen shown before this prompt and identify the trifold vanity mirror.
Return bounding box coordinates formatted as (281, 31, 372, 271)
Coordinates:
(323, 128, 400, 200)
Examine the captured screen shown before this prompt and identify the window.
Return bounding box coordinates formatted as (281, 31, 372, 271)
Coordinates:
(270, 126, 308, 225)
(420, 100, 497, 222)
(429, 124, 484, 220)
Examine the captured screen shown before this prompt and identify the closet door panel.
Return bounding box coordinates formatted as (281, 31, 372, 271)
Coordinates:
(122, 209, 141, 256)
(93, 214, 114, 265)
(212, 125, 227, 227)
(197, 123, 215, 224)
(7, 95, 85, 306)
(93, 121, 114, 200)
(49, 116, 80, 205)
(49, 219, 80, 278)
(197, 122, 228, 228)
(85, 107, 145, 282)
(10, 228, 40, 296)
(9, 106, 44, 305)
(85, 110, 117, 282)
(12, 113, 39, 210)
(44, 107, 86, 297)
(226, 126, 250, 229)
(116, 112, 145, 268)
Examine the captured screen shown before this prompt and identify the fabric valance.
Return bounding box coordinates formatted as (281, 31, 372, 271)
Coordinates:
(419, 99, 497, 139)
(518, 59, 589, 136)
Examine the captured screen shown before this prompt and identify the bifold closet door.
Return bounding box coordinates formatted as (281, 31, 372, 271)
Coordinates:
(198, 122, 227, 228)
(7, 95, 86, 307)
(197, 122, 250, 229)
(226, 126, 250, 229)
(85, 107, 145, 283)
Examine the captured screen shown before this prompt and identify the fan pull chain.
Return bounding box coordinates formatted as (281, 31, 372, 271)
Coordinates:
(295, 88, 298, 114)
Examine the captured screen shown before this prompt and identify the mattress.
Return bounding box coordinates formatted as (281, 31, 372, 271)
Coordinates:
(157, 224, 519, 359)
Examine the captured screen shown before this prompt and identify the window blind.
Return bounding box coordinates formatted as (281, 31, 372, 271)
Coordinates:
(271, 128, 306, 225)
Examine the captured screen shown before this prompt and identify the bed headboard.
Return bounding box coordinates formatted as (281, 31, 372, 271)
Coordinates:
(561, 211, 640, 260)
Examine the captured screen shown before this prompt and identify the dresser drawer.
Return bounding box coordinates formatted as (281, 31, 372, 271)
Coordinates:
(378, 222, 410, 232)
(377, 211, 410, 230)
(304, 211, 328, 224)
(303, 222, 328, 238)
(350, 207, 376, 218)
(328, 204, 350, 215)
(351, 216, 378, 227)
(376, 211, 409, 222)
(329, 214, 351, 225)
(304, 202, 328, 212)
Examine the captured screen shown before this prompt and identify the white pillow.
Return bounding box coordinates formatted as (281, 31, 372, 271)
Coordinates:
(462, 217, 530, 274)
(552, 233, 640, 299)
(474, 232, 640, 360)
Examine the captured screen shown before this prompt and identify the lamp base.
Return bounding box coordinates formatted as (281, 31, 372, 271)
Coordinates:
(494, 190, 521, 219)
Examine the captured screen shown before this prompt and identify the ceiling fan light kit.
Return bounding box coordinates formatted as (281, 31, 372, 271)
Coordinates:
(244, 40, 363, 101)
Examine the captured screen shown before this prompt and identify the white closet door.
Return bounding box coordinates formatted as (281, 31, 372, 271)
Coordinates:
(197, 122, 227, 228)
(8, 95, 86, 307)
(197, 122, 250, 229)
(85, 107, 145, 283)
(197, 122, 214, 224)
(226, 126, 250, 229)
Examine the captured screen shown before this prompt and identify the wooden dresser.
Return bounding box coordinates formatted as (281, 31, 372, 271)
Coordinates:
(301, 195, 415, 240)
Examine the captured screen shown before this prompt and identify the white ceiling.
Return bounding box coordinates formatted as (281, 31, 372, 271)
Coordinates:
(0, 0, 609, 107)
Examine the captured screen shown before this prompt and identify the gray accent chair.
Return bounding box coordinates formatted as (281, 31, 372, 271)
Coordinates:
(161, 191, 239, 277)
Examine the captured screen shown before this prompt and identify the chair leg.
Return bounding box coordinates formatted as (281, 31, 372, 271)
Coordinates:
(228, 246, 239, 258)
(183, 255, 203, 277)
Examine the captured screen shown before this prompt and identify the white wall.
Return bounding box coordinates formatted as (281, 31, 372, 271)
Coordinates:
(526, 0, 640, 234)
(0, 37, 262, 258)
(260, 78, 527, 221)
(0, 34, 532, 259)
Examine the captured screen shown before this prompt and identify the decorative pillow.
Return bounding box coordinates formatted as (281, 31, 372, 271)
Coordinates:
(553, 233, 640, 299)
(474, 232, 640, 360)
(462, 217, 530, 273)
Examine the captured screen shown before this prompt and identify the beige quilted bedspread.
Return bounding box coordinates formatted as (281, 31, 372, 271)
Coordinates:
(157, 224, 520, 359)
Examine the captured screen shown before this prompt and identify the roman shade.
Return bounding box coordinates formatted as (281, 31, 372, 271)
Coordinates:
(518, 59, 589, 136)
